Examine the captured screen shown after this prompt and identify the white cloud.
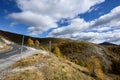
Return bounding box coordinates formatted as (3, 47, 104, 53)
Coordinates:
(9, 0, 105, 35)
(51, 29, 120, 44)
(8, 0, 120, 44)
(49, 6, 120, 44)
(91, 6, 120, 28)
(50, 6, 120, 36)
(9, 11, 57, 35)
(71, 30, 120, 44)
(49, 18, 91, 36)
(16, 0, 104, 19)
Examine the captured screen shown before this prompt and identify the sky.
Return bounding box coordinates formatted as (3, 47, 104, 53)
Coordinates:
(0, 0, 120, 44)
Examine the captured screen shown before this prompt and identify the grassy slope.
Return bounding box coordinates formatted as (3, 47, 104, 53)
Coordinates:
(4, 53, 120, 80)
(52, 41, 119, 72)
(106, 46, 120, 56)
(105, 46, 120, 74)
(4, 53, 95, 80)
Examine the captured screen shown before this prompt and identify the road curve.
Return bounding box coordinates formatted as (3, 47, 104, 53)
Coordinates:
(0, 44, 27, 59)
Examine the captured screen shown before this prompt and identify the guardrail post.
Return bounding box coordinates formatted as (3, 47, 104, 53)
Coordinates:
(49, 41, 51, 55)
(20, 35, 24, 54)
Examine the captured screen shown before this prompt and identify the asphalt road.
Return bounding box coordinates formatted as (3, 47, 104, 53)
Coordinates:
(0, 44, 27, 59)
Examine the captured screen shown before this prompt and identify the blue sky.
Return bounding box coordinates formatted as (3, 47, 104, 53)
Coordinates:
(0, 0, 120, 44)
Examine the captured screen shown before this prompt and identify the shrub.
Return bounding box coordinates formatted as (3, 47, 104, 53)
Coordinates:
(107, 46, 120, 56)
(27, 38, 34, 46)
(35, 40, 40, 47)
(53, 47, 63, 57)
(77, 59, 85, 67)
(111, 59, 120, 74)
(86, 56, 105, 80)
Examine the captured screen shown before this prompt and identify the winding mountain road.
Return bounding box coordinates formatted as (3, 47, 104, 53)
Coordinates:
(0, 44, 41, 78)
(0, 43, 49, 79)
(0, 44, 27, 59)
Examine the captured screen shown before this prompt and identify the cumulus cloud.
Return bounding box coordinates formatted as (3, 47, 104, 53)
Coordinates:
(49, 18, 91, 36)
(9, 11, 57, 35)
(50, 29, 120, 44)
(91, 6, 120, 28)
(9, 0, 105, 35)
(16, 0, 104, 19)
(49, 6, 120, 35)
(71, 30, 120, 44)
(9, 0, 120, 44)
(49, 6, 120, 44)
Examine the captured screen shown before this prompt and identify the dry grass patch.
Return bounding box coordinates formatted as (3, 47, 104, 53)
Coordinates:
(86, 56, 105, 80)
(12, 53, 43, 68)
(105, 74, 120, 80)
(38, 54, 95, 80)
(8, 53, 96, 80)
(3, 69, 44, 80)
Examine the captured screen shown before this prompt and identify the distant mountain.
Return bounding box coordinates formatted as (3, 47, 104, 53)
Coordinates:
(99, 42, 118, 46)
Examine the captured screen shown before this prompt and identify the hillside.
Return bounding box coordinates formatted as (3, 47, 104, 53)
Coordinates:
(2, 53, 96, 80)
(52, 41, 120, 74)
(2, 53, 120, 80)
(0, 30, 70, 46)
(0, 30, 120, 80)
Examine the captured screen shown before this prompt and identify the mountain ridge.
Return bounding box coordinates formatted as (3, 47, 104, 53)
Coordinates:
(99, 42, 118, 46)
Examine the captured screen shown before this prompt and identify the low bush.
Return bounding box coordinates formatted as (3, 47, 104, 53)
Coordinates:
(86, 56, 105, 80)
(111, 59, 120, 74)
(53, 47, 63, 57)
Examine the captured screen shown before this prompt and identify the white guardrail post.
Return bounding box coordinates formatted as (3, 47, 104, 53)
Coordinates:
(20, 35, 24, 54)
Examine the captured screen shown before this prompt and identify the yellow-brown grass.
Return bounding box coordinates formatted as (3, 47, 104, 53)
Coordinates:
(86, 56, 105, 80)
(3, 69, 44, 80)
(12, 53, 43, 68)
(53, 46, 63, 57)
(8, 53, 95, 80)
(3, 52, 120, 80)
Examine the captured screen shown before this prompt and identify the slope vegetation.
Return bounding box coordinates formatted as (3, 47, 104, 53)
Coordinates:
(0, 30, 120, 80)
(3, 53, 95, 80)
